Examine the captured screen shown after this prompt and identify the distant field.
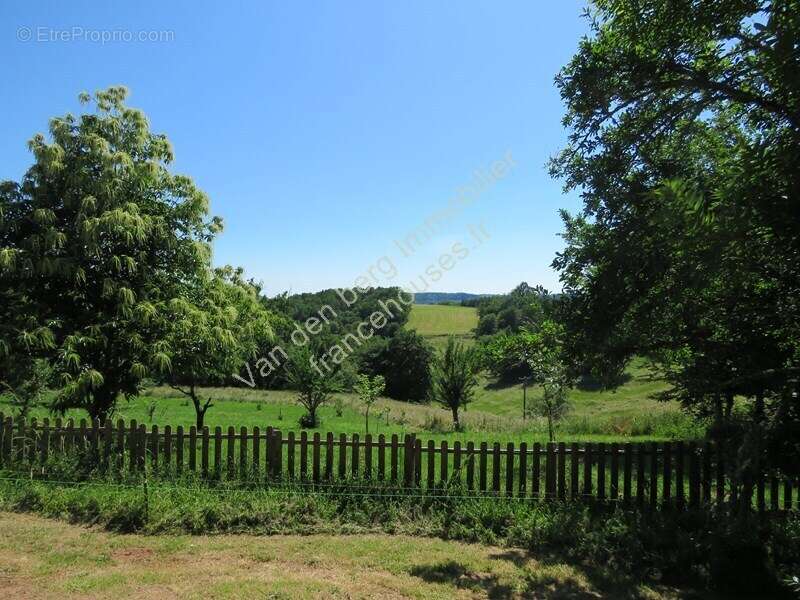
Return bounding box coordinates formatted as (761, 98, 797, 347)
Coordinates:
(406, 304, 478, 348)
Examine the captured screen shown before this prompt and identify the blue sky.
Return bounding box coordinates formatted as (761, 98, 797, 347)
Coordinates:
(1, 1, 589, 296)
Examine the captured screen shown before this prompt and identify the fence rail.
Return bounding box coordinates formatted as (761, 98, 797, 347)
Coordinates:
(0, 414, 796, 511)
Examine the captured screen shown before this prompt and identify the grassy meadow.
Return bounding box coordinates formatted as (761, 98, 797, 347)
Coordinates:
(0, 306, 701, 443)
(406, 304, 478, 349)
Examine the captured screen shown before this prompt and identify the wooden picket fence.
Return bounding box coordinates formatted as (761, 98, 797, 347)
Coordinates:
(0, 414, 797, 511)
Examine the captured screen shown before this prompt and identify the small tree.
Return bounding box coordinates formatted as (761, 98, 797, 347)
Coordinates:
(525, 320, 573, 442)
(528, 360, 571, 442)
(432, 337, 479, 430)
(285, 347, 340, 428)
(354, 373, 385, 433)
(166, 266, 272, 428)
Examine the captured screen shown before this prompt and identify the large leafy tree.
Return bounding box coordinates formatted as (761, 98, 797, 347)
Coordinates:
(0, 87, 221, 421)
(165, 266, 273, 428)
(551, 1, 800, 420)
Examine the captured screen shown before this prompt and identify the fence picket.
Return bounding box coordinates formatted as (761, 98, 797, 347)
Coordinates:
(201, 426, 210, 478)
(378, 434, 386, 481)
(6, 420, 799, 513)
(442, 441, 450, 485)
(364, 434, 373, 480)
(390, 434, 398, 483)
(313, 433, 321, 483)
(623, 443, 632, 504)
(545, 442, 556, 499)
(176, 425, 184, 473)
(466, 441, 475, 491)
(214, 427, 222, 478)
(326, 432, 335, 480)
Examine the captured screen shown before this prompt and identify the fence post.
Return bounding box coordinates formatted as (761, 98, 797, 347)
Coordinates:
(364, 434, 373, 480)
(583, 443, 593, 498)
(492, 443, 502, 495)
(188, 425, 197, 472)
(610, 442, 619, 502)
(252, 426, 260, 478)
(313, 433, 321, 483)
(689, 441, 700, 509)
(239, 426, 248, 479)
(649, 442, 659, 509)
(466, 441, 475, 492)
(545, 442, 556, 500)
(414, 438, 422, 487)
(598, 443, 607, 501)
(676, 441, 685, 509)
(377, 434, 385, 481)
(531, 442, 541, 498)
(176, 425, 184, 474)
(300, 431, 308, 480)
(636, 444, 646, 507)
(426, 440, 435, 489)
(41, 418, 50, 465)
(390, 434, 398, 483)
(287, 431, 296, 478)
(214, 425, 222, 480)
(273, 429, 283, 480)
(623, 443, 632, 505)
(201, 426, 210, 478)
(338, 433, 347, 480)
(443, 441, 451, 486)
(557, 442, 566, 500)
(663, 441, 672, 506)
(326, 432, 335, 480)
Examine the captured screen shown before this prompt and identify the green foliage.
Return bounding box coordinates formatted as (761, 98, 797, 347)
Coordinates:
(473, 282, 558, 337)
(164, 266, 273, 427)
(0, 359, 52, 418)
(431, 337, 480, 429)
(354, 373, 385, 433)
(0, 87, 221, 421)
(550, 1, 800, 424)
(358, 330, 433, 402)
(264, 287, 409, 345)
(284, 346, 341, 427)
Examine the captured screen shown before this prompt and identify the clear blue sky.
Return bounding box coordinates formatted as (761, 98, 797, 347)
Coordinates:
(1, 1, 589, 296)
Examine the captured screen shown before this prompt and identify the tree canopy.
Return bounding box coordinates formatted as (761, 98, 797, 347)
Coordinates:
(0, 87, 223, 421)
(551, 0, 800, 415)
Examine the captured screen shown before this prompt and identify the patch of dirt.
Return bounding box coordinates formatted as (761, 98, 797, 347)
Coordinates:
(112, 547, 155, 562)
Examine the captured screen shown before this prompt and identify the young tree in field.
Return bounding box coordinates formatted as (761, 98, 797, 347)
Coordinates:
(165, 266, 273, 429)
(0, 87, 221, 422)
(285, 347, 340, 428)
(354, 373, 385, 433)
(523, 320, 572, 442)
(432, 337, 480, 430)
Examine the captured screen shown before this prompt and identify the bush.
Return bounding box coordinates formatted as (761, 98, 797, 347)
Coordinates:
(358, 330, 433, 402)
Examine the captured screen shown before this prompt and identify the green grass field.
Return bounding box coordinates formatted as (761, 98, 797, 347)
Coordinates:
(0, 306, 701, 443)
(406, 304, 478, 349)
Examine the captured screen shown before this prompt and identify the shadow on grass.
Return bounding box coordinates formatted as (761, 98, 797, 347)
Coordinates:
(409, 561, 513, 599)
(574, 371, 632, 392)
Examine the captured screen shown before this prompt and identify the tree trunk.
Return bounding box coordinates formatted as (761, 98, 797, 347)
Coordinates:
(547, 413, 554, 443)
(189, 383, 208, 430)
(451, 406, 460, 430)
